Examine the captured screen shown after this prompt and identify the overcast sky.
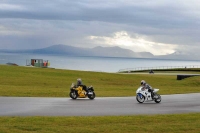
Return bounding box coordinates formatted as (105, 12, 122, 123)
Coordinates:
(0, 0, 200, 55)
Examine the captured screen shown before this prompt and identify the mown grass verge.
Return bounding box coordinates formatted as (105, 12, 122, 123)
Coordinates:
(0, 65, 200, 97)
(0, 113, 200, 133)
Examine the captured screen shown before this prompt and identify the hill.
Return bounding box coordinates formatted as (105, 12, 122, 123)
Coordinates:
(0, 44, 199, 60)
(0, 44, 154, 58)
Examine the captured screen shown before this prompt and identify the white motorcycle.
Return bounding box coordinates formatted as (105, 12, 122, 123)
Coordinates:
(136, 86, 161, 103)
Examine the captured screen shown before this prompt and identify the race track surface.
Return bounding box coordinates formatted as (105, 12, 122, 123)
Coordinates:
(0, 93, 200, 116)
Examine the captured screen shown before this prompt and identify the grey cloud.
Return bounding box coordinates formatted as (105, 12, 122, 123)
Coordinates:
(0, 0, 200, 56)
(0, 1, 192, 23)
(1, 0, 199, 31)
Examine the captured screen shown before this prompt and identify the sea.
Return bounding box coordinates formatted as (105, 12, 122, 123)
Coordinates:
(1, 53, 200, 73)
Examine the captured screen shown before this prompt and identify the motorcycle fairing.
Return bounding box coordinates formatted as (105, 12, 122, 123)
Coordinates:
(75, 86, 87, 98)
(137, 93, 143, 99)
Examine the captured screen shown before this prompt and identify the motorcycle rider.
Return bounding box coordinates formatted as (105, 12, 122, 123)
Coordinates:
(141, 80, 154, 98)
(76, 78, 87, 92)
(76, 78, 83, 86)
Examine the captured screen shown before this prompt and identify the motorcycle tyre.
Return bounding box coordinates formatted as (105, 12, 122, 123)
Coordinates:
(88, 92, 95, 100)
(69, 92, 78, 99)
(136, 94, 145, 103)
(154, 94, 161, 103)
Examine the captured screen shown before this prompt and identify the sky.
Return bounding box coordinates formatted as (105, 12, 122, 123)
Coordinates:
(0, 0, 200, 55)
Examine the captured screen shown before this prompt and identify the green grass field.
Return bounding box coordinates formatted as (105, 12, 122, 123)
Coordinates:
(0, 65, 200, 97)
(0, 113, 200, 133)
(0, 65, 200, 133)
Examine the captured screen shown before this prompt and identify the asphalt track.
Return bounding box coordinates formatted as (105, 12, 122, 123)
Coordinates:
(0, 93, 200, 116)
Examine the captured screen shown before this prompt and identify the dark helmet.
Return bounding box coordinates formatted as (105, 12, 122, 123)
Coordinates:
(141, 80, 146, 85)
(77, 78, 82, 85)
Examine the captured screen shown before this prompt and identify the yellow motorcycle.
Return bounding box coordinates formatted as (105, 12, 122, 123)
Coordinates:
(69, 83, 95, 100)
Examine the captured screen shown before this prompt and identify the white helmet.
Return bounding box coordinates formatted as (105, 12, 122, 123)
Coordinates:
(141, 80, 146, 85)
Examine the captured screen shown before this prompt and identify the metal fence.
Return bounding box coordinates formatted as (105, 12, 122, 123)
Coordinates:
(118, 65, 200, 72)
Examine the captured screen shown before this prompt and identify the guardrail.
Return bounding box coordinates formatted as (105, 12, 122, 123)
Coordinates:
(118, 65, 200, 72)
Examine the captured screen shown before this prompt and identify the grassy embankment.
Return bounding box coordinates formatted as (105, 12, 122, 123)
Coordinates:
(0, 65, 200, 97)
(0, 65, 200, 133)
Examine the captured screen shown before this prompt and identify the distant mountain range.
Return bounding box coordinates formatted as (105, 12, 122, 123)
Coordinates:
(0, 44, 154, 58)
(0, 44, 199, 60)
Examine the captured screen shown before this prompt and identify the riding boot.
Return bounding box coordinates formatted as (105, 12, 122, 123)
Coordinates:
(151, 92, 154, 99)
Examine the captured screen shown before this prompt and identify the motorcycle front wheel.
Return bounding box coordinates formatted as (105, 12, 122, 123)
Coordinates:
(136, 94, 145, 103)
(154, 94, 161, 103)
(88, 92, 95, 100)
(69, 91, 78, 99)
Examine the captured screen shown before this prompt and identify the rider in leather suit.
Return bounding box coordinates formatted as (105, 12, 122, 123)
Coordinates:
(76, 78, 87, 92)
(141, 80, 154, 98)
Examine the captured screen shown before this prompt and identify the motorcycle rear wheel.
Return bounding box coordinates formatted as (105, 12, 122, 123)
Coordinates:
(154, 94, 161, 103)
(136, 94, 145, 103)
(69, 92, 78, 99)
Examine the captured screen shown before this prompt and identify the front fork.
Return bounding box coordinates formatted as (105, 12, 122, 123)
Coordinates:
(138, 93, 143, 99)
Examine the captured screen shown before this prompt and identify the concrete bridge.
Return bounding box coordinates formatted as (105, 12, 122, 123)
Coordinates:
(118, 65, 200, 73)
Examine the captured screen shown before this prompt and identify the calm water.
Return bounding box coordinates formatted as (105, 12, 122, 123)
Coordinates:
(1, 53, 200, 72)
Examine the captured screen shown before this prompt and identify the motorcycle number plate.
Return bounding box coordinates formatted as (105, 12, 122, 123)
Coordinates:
(88, 92, 93, 94)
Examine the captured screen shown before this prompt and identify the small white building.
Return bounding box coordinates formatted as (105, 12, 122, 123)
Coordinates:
(26, 59, 49, 68)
